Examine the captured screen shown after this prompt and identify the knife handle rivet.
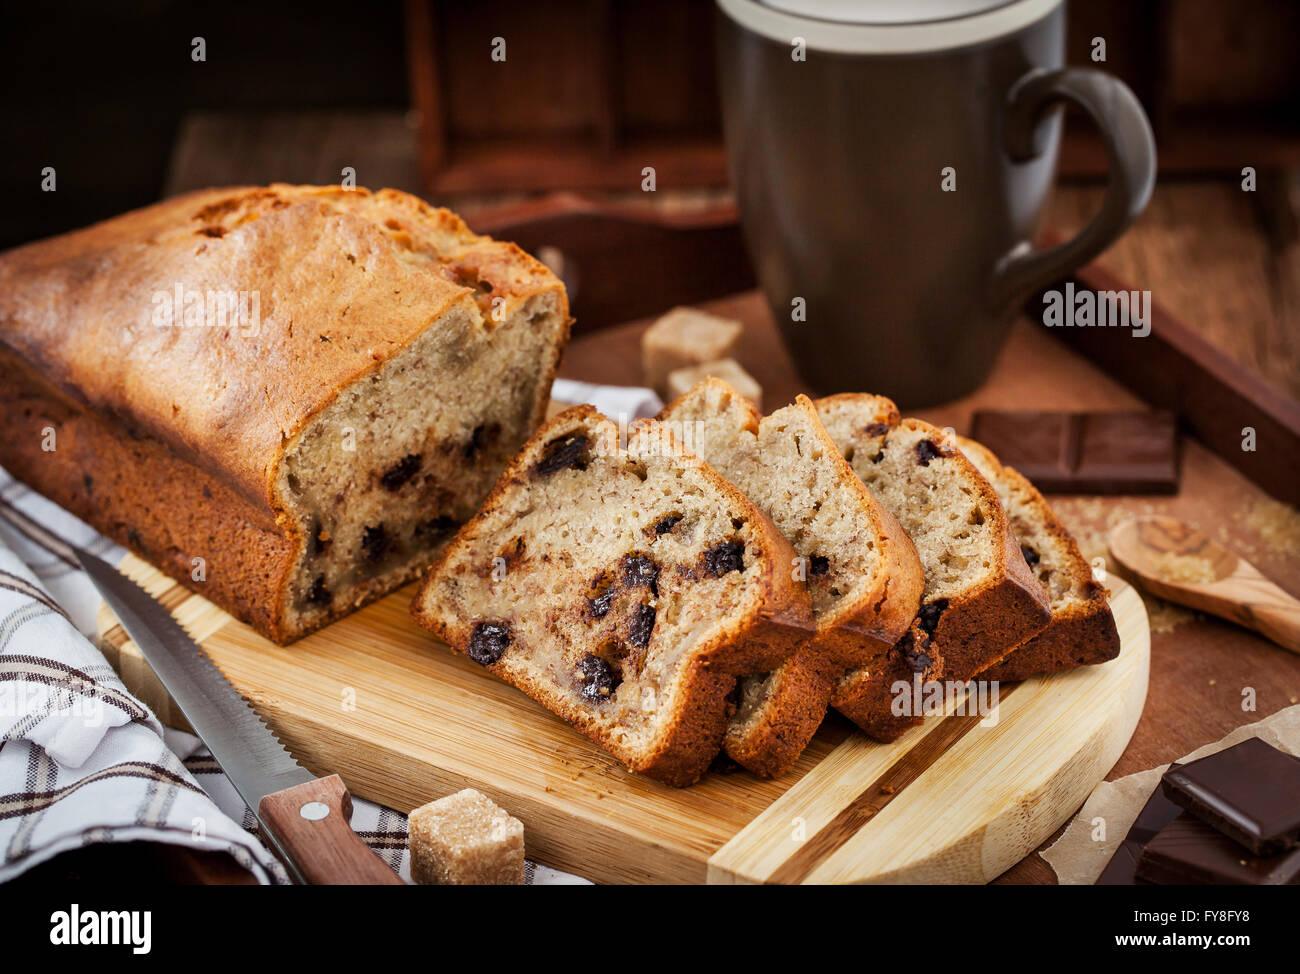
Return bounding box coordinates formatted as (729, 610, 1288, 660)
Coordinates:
(300, 801, 331, 821)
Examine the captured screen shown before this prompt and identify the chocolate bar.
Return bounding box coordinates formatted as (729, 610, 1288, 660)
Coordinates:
(1136, 812, 1300, 885)
(969, 410, 1178, 494)
(1095, 786, 1183, 885)
(1161, 737, 1300, 855)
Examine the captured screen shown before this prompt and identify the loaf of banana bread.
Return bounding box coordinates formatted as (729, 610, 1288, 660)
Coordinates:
(0, 184, 570, 643)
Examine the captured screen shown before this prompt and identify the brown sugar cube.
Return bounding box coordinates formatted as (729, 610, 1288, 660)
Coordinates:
(642, 306, 743, 396)
(408, 789, 525, 885)
(665, 358, 763, 411)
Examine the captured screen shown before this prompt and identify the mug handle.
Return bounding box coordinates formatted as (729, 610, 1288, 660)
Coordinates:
(990, 67, 1156, 308)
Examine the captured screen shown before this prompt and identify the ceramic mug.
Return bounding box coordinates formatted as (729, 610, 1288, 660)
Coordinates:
(716, 0, 1157, 406)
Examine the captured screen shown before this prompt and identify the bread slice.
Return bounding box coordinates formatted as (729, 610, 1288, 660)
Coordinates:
(815, 395, 1052, 739)
(411, 405, 814, 786)
(0, 184, 569, 643)
(957, 436, 1121, 681)
(659, 380, 922, 776)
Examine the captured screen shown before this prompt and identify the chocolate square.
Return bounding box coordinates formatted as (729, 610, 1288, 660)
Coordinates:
(1096, 786, 1183, 885)
(1136, 812, 1300, 885)
(1161, 737, 1300, 855)
(969, 410, 1178, 494)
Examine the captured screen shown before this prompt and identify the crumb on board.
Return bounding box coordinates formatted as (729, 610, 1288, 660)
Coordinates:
(1143, 597, 1199, 634)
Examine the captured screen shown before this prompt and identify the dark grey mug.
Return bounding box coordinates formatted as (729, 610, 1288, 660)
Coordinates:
(716, 0, 1157, 407)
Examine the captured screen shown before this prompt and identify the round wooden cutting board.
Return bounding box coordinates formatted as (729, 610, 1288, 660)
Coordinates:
(710, 578, 1150, 883)
(98, 556, 1148, 885)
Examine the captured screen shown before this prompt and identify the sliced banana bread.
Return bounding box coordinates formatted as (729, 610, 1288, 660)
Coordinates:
(411, 405, 814, 786)
(957, 436, 1121, 681)
(659, 380, 922, 777)
(815, 395, 1052, 739)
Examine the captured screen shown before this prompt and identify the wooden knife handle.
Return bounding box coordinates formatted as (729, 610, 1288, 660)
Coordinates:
(258, 775, 404, 885)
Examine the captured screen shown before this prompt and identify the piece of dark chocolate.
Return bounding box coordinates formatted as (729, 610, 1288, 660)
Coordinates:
(969, 410, 1178, 494)
(1095, 785, 1183, 885)
(1135, 812, 1300, 885)
(1160, 737, 1300, 856)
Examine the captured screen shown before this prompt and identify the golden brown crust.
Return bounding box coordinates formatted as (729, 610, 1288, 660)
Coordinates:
(876, 419, 1050, 681)
(623, 660, 740, 785)
(722, 648, 838, 778)
(656, 377, 760, 432)
(0, 185, 569, 643)
(0, 184, 569, 507)
(0, 348, 294, 639)
(812, 391, 902, 431)
(411, 405, 813, 787)
(934, 507, 1055, 680)
(979, 607, 1120, 682)
(830, 646, 944, 742)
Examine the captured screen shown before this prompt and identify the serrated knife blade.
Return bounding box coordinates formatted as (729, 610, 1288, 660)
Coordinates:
(79, 549, 312, 796)
(0, 493, 401, 883)
(75, 543, 401, 884)
(78, 547, 313, 881)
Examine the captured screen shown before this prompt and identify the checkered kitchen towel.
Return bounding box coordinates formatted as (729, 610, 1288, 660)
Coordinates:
(0, 380, 658, 885)
(0, 476, 285, 883)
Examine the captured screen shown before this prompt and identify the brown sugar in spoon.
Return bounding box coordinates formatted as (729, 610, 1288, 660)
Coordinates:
(1109, 515, 1300, 654)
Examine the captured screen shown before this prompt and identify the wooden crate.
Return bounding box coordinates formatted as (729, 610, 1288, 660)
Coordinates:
(404, 0, 1300, 194)
(404, 0, 726, 193)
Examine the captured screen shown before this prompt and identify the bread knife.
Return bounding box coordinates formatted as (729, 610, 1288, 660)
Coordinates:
(0, 502, 401, 885)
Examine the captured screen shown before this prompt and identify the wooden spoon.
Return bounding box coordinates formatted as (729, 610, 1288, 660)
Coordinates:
(1109, 515, 1300, 654)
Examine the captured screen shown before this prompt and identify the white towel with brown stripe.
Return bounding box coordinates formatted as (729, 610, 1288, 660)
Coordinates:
(0, 510, 288, 883)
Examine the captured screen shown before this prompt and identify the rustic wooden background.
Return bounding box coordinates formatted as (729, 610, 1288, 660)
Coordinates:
(164, 110, 1300, 405)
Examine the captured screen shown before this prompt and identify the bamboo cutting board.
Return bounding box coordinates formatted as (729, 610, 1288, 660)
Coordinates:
(98, 554, 1148, 884)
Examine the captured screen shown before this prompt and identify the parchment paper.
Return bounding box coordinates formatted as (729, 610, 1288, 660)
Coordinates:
(1041, 704, 1300, 884)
